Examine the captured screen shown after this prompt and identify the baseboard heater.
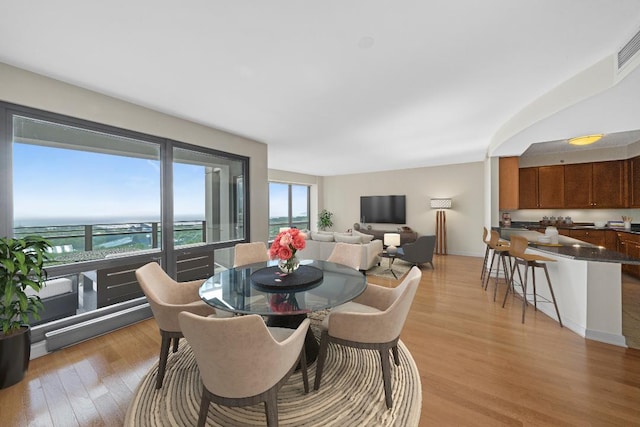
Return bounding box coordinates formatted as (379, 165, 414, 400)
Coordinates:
(33, 300, 152, 352)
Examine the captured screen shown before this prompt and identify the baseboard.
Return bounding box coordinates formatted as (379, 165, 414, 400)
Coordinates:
(585, 329, 628, 348)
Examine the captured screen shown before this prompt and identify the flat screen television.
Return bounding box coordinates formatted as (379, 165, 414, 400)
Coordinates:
(360, 195, 406, 224)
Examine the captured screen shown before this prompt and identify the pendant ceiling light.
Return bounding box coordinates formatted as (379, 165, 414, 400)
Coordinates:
(568, 134, 604, 146)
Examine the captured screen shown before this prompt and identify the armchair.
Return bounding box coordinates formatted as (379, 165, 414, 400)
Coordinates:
(398, 235, 436, 269)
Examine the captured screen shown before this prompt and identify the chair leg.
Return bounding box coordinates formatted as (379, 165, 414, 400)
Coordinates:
(522, 265, 529, 324)
(494, 253, 510, 302)
(532, 264, 538, 311)
(264, 389, 279, 427)
(300, 345, 309, 393)
(197, 387, 211, 427)
(542, 264, 563, 327)
(172, 337, 179, 353)
(156, 331, 171, 389)
(392, 345, 400, 366)
(484, 250, 497, 290)
(379, 348, 393, 409)
(313, 330, 329, 390)
(503, 260, 523, 307)
(481, 244, 490, 282)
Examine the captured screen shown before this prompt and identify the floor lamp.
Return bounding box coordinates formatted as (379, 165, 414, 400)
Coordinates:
(431, 198, 452, 255)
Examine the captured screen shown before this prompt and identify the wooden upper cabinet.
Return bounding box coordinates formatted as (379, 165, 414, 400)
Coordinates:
(592, 160, 626, 208)
(537, 165, 564, 208)
(499, 157, 519, 210)
(564, 163, 592, 208)
(518, 165, 563, 208)
(564, 160, 627, 208)
(518, 167, 538, 208)
(630, 156, 640, 207)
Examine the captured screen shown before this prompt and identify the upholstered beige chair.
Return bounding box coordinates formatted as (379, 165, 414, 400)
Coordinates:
(135, 262, 229, 389)
(326, 242, 361, 271)
(179, 312, 310, 427)
(314, 266, 421, 408)
(233, 241, 270, 267)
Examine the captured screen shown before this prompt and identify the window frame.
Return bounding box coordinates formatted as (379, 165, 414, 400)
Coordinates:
(268, 182, 310, 239)
(0, 101, 250, 341)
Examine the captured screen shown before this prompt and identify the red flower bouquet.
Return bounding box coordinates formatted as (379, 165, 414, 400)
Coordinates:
(269, 228, 306, 273)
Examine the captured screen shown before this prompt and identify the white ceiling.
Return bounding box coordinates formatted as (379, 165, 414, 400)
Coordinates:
(1, 1, 640, 176)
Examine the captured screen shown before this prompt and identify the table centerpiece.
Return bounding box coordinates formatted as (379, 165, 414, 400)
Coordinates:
(269, 228, 306, 273)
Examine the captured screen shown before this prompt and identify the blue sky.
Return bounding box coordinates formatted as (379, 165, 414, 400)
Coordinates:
(13, 144, 204, 224)
(269, 183, 308, 218)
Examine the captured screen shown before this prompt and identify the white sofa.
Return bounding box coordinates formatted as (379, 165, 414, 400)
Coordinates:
(296, 230, 383, 270)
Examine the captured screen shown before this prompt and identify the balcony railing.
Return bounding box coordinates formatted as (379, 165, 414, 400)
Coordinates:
(13, 221, 207, 264)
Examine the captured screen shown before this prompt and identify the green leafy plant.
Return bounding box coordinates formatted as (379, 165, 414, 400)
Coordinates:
(318, 209, 334, 231)
(0, 236, 52, 335)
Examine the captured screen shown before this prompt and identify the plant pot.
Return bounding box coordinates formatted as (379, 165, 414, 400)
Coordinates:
(0, 326, 31, 389)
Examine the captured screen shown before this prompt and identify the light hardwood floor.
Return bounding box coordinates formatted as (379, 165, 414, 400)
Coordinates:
(1, 254, 639, 426)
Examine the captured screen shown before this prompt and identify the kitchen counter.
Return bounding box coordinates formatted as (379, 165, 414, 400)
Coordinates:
(493, 226, 630, 348)
(506, 221, 640, 233)
(496, 228, 640, 265)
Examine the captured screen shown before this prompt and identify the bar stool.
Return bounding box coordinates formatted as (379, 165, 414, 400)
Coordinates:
(483, 230, 511, 301)
(480, 227, 491, 283)
(502, 235, 563, 326)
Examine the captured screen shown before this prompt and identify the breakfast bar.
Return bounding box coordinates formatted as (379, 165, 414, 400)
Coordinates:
(497, 227, 640, 347)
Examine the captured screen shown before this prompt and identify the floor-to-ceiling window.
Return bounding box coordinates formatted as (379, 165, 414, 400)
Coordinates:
(268, 182, 309, 239)
(0, 102, 249, 349)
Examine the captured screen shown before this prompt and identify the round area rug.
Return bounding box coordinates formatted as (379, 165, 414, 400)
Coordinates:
(125, 318, 421, 426)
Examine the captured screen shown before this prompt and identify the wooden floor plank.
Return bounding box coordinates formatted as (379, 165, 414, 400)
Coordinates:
(0, 254, 638, 426)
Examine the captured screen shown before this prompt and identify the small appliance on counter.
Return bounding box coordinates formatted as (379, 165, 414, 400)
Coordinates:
(501, 212, 511, 227)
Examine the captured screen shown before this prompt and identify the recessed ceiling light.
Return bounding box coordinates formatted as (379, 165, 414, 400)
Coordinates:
(568, 134, 604, 146)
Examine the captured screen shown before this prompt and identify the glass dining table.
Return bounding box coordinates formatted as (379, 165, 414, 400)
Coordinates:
(199, 259, 367, 363)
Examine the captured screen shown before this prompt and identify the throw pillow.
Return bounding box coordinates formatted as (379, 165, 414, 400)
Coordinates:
(352, 229, 374, 243)
(334, 234, 362, 244)
(311, 232, 334, 242)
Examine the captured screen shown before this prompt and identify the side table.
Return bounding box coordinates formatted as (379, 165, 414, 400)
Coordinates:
(379, 251, 400, 279)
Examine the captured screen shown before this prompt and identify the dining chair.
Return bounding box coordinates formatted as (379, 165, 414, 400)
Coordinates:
(314, 266, 421, 408)
(178, 312, 310, 427)
(233, 241, 270, 267)
(135, 262, 231, 389)
(327, 242, 361, 270)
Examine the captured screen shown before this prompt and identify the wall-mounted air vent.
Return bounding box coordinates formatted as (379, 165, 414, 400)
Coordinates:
(618, 27, 640, 70)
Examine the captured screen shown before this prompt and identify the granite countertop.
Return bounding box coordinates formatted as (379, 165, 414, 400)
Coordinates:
(506, 221, 640, 234)
(496, 228, 640, 265)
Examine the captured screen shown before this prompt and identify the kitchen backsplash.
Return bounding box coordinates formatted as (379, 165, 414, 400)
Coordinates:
(502, 208, 640, 224)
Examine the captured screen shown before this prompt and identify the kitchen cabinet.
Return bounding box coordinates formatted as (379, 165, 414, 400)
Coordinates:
(564, 160, 627, 208)
(629, 156, 640, 207)
(499, 157, 519, 210)
(617, 232, 640, 277)
(569, 229, 606, 247)
(518, 166, 564, 209)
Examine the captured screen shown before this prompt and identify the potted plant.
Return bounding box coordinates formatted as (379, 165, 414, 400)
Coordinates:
(0, 235, 51, 389)
(318, 209, 334, 231)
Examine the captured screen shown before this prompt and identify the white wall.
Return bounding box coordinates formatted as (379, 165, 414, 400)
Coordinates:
(0, 62, 270, 242)
(321, 162, 486, 257)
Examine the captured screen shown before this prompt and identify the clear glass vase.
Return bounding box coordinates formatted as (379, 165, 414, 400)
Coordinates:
(278, 255, 300, 274)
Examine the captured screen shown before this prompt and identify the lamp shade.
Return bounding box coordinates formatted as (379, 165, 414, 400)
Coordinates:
(430, 198, 452, 209)
(383, 233, 401, 255)
(383, 233, 401, 247)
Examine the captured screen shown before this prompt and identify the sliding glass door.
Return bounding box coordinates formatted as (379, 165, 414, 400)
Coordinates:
(0, 102, 249, 344)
